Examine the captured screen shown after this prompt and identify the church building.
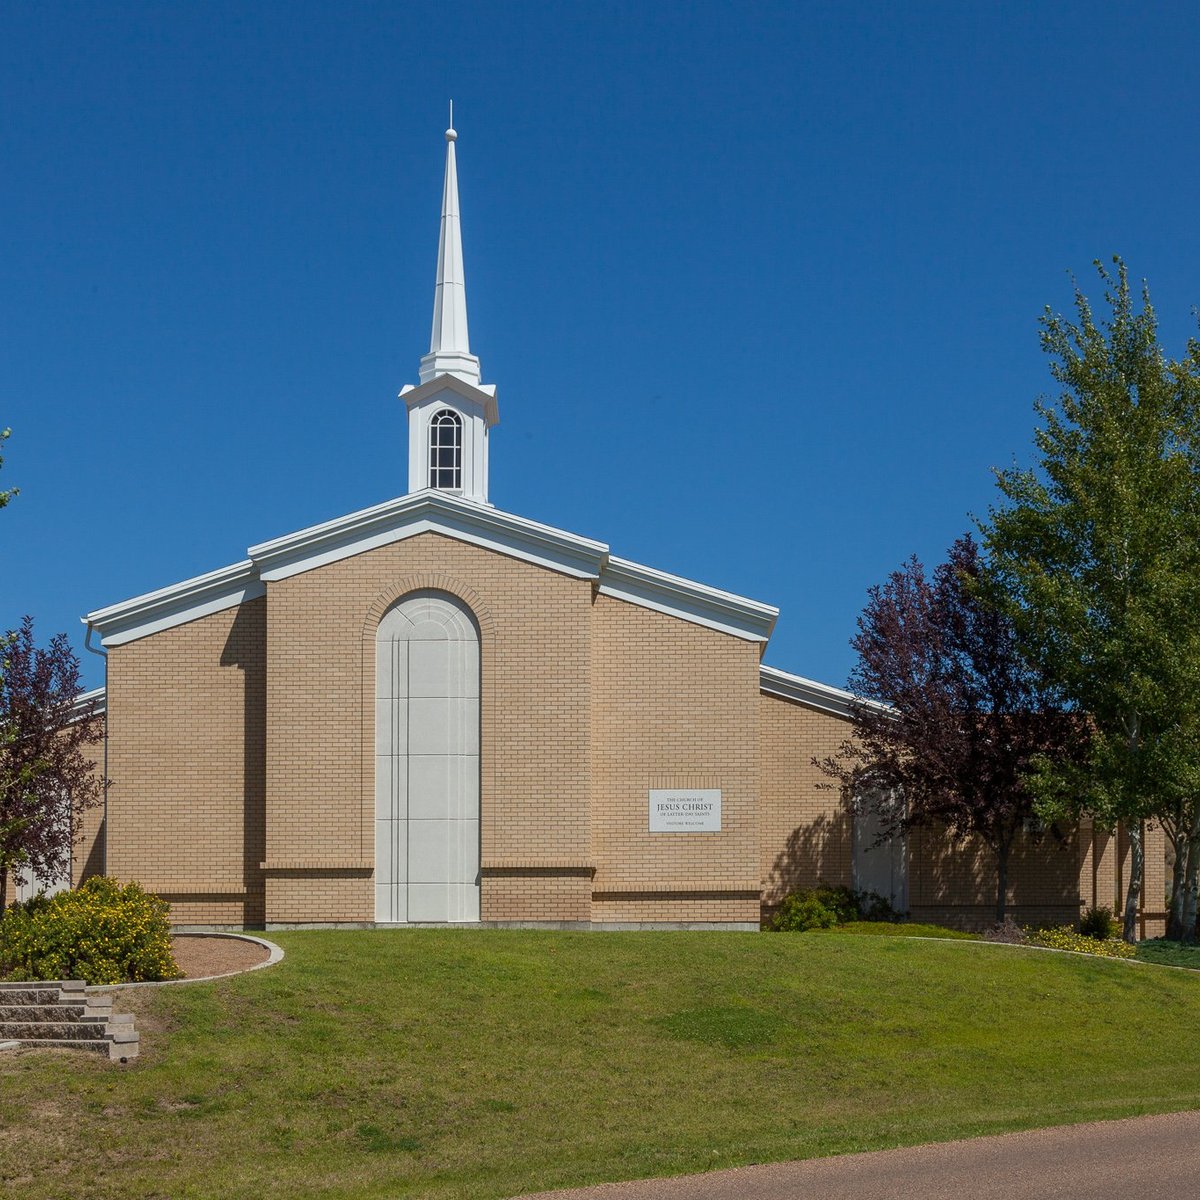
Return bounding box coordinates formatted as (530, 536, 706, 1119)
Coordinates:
(66, 125, 1161, 934)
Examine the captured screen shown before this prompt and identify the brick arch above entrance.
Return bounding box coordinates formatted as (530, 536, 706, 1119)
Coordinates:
(360, 573, 496, 644)
(358, 574, 497, 885)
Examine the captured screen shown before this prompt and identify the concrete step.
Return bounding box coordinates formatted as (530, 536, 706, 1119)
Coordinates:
(0, 1021, 114, 1041)
(0, 980, 86, 992)
(0, 981, 138, 1061)
(13, 1038, 138, 1061)
(0, 988, 69, 1006)
(0, 1004, 96, 1022)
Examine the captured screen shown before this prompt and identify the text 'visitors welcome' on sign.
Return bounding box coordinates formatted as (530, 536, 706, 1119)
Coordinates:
(648, 789, 722, 832)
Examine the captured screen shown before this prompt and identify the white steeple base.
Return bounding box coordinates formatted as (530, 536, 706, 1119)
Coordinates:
(418, 347, 481, 386)
(401, 375, 499, 506)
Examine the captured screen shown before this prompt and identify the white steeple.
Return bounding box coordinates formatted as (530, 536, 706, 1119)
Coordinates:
(401, 112, 499, 505)
(418, 109, 481, 386)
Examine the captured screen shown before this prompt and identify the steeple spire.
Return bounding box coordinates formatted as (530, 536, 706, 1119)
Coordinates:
(419, 109, 481, 386)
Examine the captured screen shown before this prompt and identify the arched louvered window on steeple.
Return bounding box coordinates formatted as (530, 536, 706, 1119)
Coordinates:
(429, 409, 463, 490)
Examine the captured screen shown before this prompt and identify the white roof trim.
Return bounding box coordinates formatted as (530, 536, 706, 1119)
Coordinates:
(71, 687, 106, 720)
(599, 556, 778, 643)
(83, 560, 265, 648)
(759, 666, 857, 717)
(82, 493, 784, 648)
(248, 491, 608, 582)
(759, 665, 893, 719)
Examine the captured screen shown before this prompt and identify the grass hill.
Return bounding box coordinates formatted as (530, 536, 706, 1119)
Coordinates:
(4, 929, 1200, 1198)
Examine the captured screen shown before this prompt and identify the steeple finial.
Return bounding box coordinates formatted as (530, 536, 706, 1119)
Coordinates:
(419, 107, 480, 385)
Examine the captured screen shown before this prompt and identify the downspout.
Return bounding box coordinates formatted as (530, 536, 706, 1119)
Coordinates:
(84, 622, 108, 878)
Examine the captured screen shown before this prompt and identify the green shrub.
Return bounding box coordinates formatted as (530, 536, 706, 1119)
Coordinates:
(1026, 925, 1136, 959)
(770, 891, 840, 931)
(768, 883, 896, 931)
(0, 876, 180, 985)
(1079, 905, 1117, 940)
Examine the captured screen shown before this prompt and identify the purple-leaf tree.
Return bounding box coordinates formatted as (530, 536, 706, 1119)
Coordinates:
(819, 534, 1077, 923)
(0, 616, 104, 912)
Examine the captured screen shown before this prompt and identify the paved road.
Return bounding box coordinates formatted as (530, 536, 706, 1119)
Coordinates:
(515, 1110, 1200, 1200)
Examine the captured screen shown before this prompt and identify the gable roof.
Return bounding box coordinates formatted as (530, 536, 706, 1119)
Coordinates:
(83, 491, 779, 648)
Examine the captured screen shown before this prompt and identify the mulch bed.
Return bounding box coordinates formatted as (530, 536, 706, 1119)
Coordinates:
(171, 935, 270, 980)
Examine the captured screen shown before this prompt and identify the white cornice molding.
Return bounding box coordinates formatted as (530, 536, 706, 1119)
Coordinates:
(399, 374, 499, 426)
(81, 495, 786, 649)
(83, 561, 265, 648)
(248, 491, 608, 583)
(759, 665, 894, 719)
(599, 556, 779, 643)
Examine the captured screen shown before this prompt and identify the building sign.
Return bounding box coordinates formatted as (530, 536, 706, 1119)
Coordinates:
(649, 789, 722, 832)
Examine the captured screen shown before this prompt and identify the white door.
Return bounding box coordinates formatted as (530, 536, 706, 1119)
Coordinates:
(375, 591, 480, 923)
(853, 789, 907, 912)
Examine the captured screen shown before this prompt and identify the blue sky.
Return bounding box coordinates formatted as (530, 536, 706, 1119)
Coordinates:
(3, 1, 1199, 692)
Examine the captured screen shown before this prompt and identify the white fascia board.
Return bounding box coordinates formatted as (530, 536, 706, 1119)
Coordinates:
(399, 374, 499, 426)
(248, 491, 608, 583)
(759, 665, 894, 719)
(599, 556, 779, 643)
(70, 687, 106, 720)
(82, 560, 265, 648)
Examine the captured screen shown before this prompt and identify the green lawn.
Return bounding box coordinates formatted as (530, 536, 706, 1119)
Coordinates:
(3, 930, 1200, 1199)
(1136, 938, 1200, 970)
(820, 921, 980, 940)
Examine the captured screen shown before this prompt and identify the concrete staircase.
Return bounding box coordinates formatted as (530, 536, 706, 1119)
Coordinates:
(0, 980, 139, 1061)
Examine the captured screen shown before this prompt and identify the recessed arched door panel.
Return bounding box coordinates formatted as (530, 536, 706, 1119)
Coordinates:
(375, 591, 480, 923)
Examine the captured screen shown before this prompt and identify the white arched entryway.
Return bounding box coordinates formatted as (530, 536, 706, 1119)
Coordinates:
(375, 590, 480, 923)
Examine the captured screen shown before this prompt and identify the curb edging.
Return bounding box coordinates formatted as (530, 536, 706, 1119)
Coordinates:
(88, 933, 285, 993)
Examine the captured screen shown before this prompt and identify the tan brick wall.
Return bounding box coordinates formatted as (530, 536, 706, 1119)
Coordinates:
(591, 894, 760, 923)
(93, 526, 1173, 936)
(157, 894, 264, 927)
(589, 594, 760, 923)
(908, 821, 1080, 925)
(262, 532, 593, 923)
(1078, 818, 1167, 938)
(264, 871, 372, 924)
(758, 693, 854, 907)
(484, 868, 592, 922)
(1141, 821, 1168, 936)
(105, 598, 265, 927)
(753, 691, 1171, 934)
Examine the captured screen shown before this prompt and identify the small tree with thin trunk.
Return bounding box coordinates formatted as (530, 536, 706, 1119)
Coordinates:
(819, 534, 1076, 924)
(0, 617, 103, 913)
(983, 260, 1200, 941)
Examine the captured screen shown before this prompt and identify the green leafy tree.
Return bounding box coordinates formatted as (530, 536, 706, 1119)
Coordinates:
(983, 259, 1200, 942)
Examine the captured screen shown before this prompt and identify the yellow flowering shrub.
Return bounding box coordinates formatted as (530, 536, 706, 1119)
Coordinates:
(1026, 925, 1137, 959)
(0, 876, 181, 985)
